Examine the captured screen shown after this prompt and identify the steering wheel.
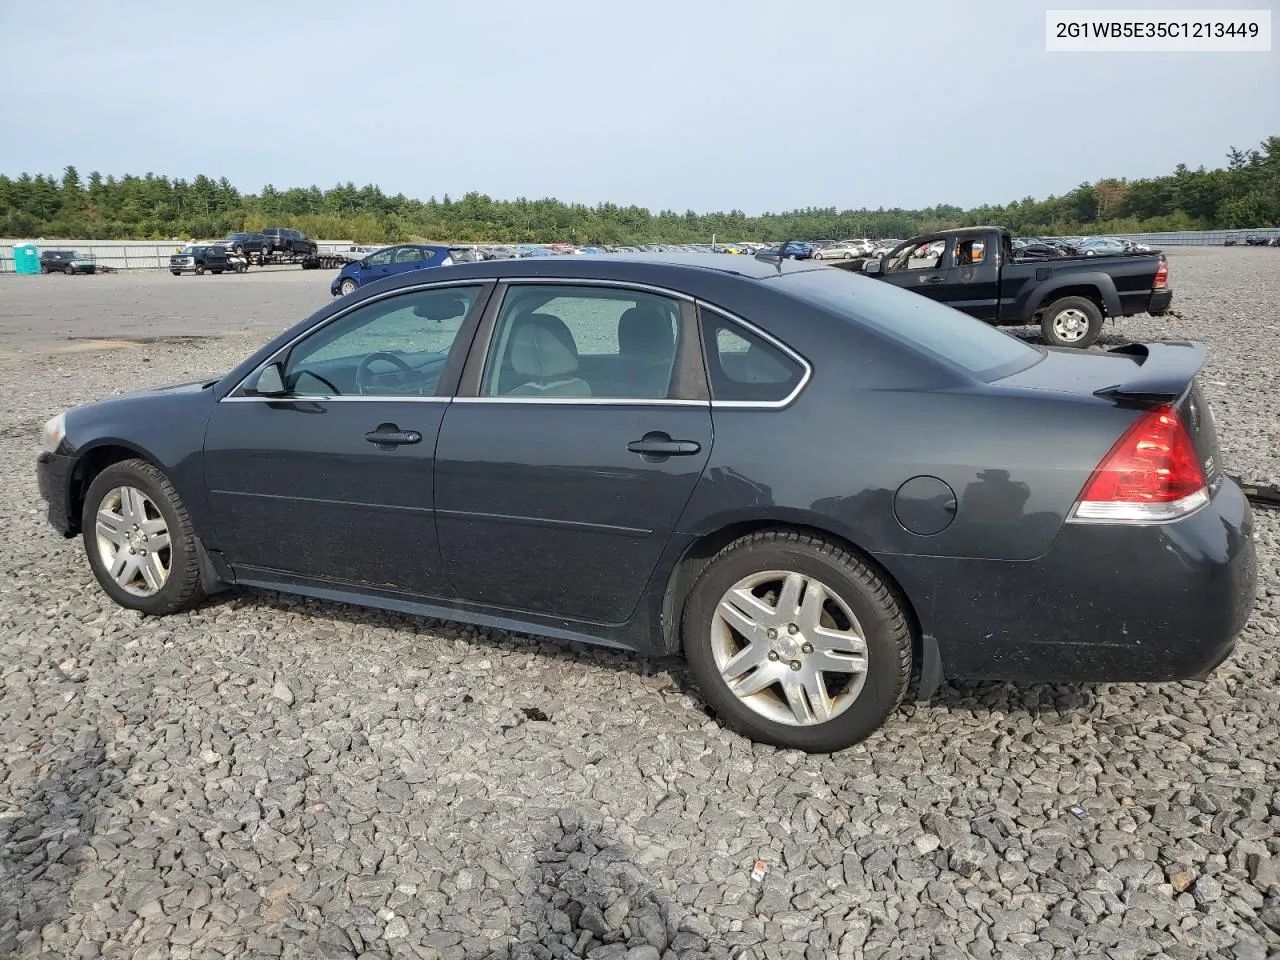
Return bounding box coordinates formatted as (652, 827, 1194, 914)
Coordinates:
(356, 351, 421, 395)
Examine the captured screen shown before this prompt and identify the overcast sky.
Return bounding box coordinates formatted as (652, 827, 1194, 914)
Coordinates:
(2, 1, 1276, 214)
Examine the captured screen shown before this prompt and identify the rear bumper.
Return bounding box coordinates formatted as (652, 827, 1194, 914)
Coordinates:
(37, 451, 76, 537)
(880, 477, 1257, 684)
(1148, 287, 1173, 315)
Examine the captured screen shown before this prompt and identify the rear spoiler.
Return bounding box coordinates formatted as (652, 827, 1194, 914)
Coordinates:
(1092, 340, 1207, 408)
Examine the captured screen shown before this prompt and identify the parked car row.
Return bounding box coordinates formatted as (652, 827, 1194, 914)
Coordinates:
(1224, 234, 1280, 247)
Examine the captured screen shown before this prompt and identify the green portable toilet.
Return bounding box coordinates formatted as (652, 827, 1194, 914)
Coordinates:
(13, 244, 40, 274)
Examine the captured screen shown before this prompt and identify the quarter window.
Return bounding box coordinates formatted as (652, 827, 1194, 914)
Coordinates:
(700, 312, 805, 403)
(280, 286, 481, 397)
(480, 285, 682, 400)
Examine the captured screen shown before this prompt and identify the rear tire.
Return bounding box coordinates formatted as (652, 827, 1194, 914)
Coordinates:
(682, 530, 912, 753)
(81, 459, 205, 616)
(1041, 296, 1103, 349)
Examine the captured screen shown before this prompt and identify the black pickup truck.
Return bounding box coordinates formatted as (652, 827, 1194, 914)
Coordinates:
(859, 226, 1172, 348)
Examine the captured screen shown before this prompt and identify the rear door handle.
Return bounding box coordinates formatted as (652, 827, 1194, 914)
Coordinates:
(365, 428, 422, 447)
(628, 435, 701, 457)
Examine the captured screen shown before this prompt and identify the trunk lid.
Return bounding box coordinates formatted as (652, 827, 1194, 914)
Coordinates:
(998, 340, 1222, 487)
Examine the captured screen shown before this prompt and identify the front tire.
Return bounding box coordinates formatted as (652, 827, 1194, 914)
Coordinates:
(682, 531, 912, 753)
(81, 459, 205, 616)
(64, 265, 76, 276)
(339, 278, 358, 296)
(1041, 296, 1103, 348)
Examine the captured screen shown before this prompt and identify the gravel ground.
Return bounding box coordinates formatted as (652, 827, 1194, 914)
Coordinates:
(1, 249, 1278, 960)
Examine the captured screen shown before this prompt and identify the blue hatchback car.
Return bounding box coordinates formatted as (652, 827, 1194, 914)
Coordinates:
(331, 244, 478, 297)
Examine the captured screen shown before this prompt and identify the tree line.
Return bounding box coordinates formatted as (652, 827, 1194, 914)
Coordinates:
(1, 137, 1276, 244)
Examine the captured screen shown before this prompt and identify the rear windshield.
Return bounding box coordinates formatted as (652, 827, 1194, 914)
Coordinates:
(774, 268, 1042, 381)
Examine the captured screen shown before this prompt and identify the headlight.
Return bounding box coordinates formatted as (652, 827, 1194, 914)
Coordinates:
(41, 413, 66, 453)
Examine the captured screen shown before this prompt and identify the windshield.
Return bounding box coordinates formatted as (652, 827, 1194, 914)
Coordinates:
(774, 268, 1043, 381)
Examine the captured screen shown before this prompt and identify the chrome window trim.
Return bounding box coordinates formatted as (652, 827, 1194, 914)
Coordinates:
(221, 395, 451, 404)
(218, 279, 489, 403)
(695, 300, 813, 409)
(451, 397, 708, 407)
(493, 276, 696, 302)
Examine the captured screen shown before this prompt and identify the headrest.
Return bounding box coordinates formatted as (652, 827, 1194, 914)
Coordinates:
(508, 313, 579, 379)
(618, 304, 675, 357)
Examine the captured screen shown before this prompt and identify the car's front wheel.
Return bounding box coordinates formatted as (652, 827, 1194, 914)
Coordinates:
(339, 278, 358, 296)
(81, 459, 205, 616)
(682, 531, 912, 752)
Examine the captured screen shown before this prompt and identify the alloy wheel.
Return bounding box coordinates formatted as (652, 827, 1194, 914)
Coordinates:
(710, 569, 868, 726)
(95, 485, 172, 596)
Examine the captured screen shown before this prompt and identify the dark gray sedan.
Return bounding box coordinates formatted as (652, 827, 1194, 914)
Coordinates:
(36, 253, 1257, 752)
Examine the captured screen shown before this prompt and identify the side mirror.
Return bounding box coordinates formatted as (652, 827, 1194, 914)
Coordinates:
(862, 259, 882, 275)
(254, 362, 287, 396)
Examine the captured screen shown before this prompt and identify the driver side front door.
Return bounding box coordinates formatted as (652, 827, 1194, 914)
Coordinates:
(201, 282, 493, 597)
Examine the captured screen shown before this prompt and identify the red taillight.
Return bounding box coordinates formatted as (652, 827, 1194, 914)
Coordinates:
(1153, 259, 1168, 289)
(1072, 405, 1208, 522)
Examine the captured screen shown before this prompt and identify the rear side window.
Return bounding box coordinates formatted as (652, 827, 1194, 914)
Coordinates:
(778, 268, 1041, 381)
(700, 310, 806, 403)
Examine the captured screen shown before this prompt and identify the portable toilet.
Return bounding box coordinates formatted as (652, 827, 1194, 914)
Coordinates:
(13, 243, 40, 274)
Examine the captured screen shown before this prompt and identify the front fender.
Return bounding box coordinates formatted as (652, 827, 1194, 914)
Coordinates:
(62, 387, 217, 532)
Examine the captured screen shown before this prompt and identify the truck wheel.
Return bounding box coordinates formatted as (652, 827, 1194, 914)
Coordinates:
(1041, 297, 1103, 349)
(195, 265, 205, 276)
(171, 271, 181, 277)
(233, 244, 243, 256)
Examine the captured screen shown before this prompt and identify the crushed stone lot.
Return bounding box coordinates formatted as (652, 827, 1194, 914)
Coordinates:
(1, 249, 1278, 960)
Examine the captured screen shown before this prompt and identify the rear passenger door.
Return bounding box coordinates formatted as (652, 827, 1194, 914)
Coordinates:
(433, 281, 713, 624)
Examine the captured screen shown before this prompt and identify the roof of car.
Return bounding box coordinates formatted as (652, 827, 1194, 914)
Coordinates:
(446, 251, 828, 281)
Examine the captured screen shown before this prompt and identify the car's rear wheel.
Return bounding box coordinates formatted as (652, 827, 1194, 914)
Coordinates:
(1041, 296, 1103, 348)
(81, 459, 205, 616)
(682, 531, 912, 752)
(339, 278, 358, 296)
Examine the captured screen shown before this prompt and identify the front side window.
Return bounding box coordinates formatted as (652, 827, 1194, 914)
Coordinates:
(700, 311, 806, 404)
(886, 239, 945, 273)
(480, 285, 682, 400)
(366, 248, 395, 266)
(279, 286, 481, 397)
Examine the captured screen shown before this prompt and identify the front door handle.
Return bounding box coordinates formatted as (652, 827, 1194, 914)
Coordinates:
(628, 433, 702, 458)
(365, 426, 422, 447)
(925, 275, 945, 284)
